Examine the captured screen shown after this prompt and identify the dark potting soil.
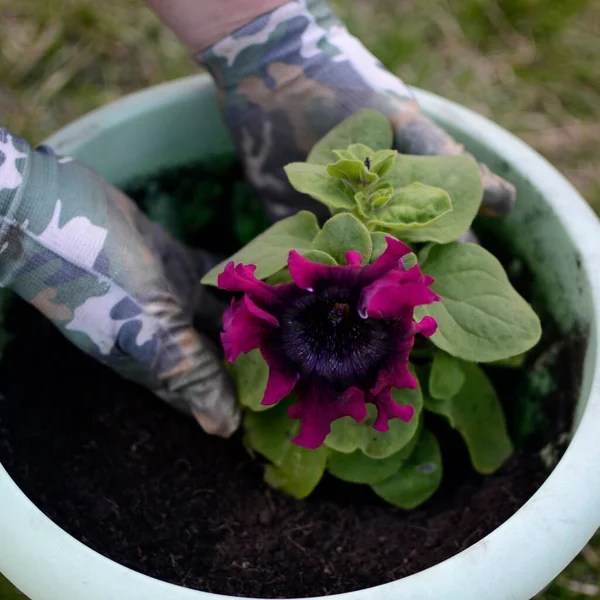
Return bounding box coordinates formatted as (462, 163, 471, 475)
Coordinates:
(0, 160, 585, 598)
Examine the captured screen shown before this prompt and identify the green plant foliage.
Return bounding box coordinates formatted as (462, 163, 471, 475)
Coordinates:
(217, 109, 538, 513)
(201, 211, 320, 285)
(365, 182, 452, 230)
(415, 242, 542, 362)
(232, 349, 270, 412)
(307, 109, 393, 166)
(325, 379, 423, 459)
(371, 429, 443, 509)
(429, 351, 466, 400)
(284, 163, 355, 211)
(381, 154, 482, 243)
(327, 417, 422, 485)
(425, 360, 513, 474)
(264, 444, 329, 500)
(244, 397, 329, 499)
(311, 212, 372, 264)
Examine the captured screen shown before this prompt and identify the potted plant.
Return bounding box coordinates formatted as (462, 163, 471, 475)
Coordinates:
(0, 74, 598, 600)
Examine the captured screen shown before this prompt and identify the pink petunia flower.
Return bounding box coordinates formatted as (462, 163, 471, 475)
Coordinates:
(218, 236, 440, 449)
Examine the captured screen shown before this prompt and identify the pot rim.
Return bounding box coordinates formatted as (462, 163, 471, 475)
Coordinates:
(1, 74, 599, 600)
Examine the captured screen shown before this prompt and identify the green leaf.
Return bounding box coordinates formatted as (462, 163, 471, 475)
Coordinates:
(308, 110, 393, 166)
(266, 250, 336, 285)
(266, 268, 292, 285)
(265, 443, 329, 500)
(284, 163, 355, 211)
(232, 349, 270, 411)
(429, 352, 465, 400)
(415, 243, 542, 362)
(301, 249, 338, 265)
(244, 396, 329, 499)
(201, 211, 320, 286)
(346, 143, 373, 161)
(366, 182, 452, 230)
(325, 376, 423, 459)
(403, 253, 418, 269)
(424, 362, 513, 474)
(332, 149, 356, 160)
(381, 154, 482, 243)
(326, 159, 378, 186)
(312, 213, 372, 264)
(370, 231, 389, 262)
(243, 397, 297, 466)
(369, 188, 394, 208)
(489, 353, 527, 368)
(327, 417, 422, 485)
(371, 429, 442, 510)
(371, 150, 397, 177)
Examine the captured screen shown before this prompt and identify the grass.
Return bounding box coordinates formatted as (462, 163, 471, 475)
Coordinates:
(0, 0, 599, 598)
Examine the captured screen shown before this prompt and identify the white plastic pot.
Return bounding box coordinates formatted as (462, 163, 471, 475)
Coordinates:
(1, 75, 599, 600)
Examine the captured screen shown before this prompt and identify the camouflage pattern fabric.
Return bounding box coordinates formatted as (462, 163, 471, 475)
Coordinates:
(0, 129, 239, 437)
(198, 0, 516, 221)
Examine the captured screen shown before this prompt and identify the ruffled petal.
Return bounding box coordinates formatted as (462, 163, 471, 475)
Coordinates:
(289, 385, 368, 449)
(415, 315, 437, 338)
(288, 250, 334, 291)
(370, 388, 414, 432)
(260, 345, 299, 406)
(361, 236, 412, 283)
(359, 266, 440, 319)
(371, 325, 418, 395)
(218, 262, 279, 304)
(345, 251, 363, 266)
(220, 296, 278, 362)
(288, 250, 369, 292)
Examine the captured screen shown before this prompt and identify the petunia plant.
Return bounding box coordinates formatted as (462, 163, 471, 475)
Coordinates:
(202, 110, 541, 509)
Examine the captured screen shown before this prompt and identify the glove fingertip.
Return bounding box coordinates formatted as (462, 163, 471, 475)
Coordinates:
(480, 163, 517, 218)
(192, 402, 241, 438)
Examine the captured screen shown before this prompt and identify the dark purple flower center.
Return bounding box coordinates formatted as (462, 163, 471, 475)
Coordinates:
(278, 287, 393, 390)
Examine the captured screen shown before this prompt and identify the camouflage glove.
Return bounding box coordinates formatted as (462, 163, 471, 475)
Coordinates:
(0, 129, 240, 437)
(198, 0, 516, 221)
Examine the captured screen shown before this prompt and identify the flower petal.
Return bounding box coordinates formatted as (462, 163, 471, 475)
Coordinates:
(288, 250, 330, 291)
(218, 262, 279, 304)
(220, 296, 278, 362)
(260, 345, 299, 406)
(371, 326, 418, 395)
(362, 236, 412, 283)
(289, 385, 367, 449)
(288, 250, 368, 291)
(415, 315, 437, 338)
(345, 251, 363, 266)
(359, 276, 440, 320)
(370, 388, 414, 432)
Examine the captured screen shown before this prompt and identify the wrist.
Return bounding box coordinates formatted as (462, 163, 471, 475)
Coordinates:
(197, 0, 342, 92)
(145, 0, 291, 54)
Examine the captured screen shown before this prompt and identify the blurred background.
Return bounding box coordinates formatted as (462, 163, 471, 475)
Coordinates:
(0, 0, 599, 598)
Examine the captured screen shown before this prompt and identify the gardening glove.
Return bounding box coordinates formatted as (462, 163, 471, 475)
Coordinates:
(197, 0, 516, 222)
(0, 128, 240, 437)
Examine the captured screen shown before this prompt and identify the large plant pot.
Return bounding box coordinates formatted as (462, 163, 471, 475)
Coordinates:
(1, 74, 599, 600)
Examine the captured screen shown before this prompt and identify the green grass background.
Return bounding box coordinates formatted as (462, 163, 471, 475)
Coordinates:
(0, 0, 599, 598)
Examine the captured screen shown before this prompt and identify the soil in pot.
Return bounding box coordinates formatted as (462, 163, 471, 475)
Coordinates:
(0, 157, 585, 599)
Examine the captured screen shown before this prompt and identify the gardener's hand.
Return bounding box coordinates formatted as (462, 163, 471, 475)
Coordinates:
(0, 129, 240, 437)
(148, 0, 515, 222)
(199, 0, 515, 220)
